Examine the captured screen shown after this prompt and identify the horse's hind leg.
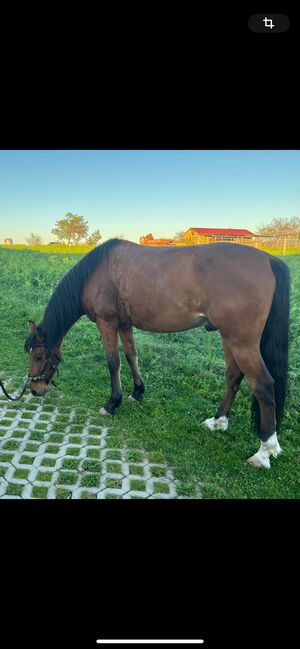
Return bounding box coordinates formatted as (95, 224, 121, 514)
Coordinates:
(230, 345, 282, 469)
(96, 318, 122, 416)
(203, 341, 244, 431)
(118, 325, 145, 402)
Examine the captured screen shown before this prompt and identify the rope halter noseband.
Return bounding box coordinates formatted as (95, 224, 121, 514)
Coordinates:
(0, 339, 61, 401)
(28, 343, 61, 385)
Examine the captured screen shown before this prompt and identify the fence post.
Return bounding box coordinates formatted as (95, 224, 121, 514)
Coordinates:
(283, 237, 287, 255)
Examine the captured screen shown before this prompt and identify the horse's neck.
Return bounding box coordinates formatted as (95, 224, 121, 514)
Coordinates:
(40, 302, 82, 349)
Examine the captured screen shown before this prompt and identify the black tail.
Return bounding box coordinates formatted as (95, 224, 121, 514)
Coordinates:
(252, 256, 290, 434)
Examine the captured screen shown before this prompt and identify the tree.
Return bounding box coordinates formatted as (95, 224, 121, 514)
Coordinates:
(86, 229, 102, 246)
(173, 230, 186, 242)
(51, 213, 89, 245)
(26, 233, 43, 245)
(256, 216, 300, 238)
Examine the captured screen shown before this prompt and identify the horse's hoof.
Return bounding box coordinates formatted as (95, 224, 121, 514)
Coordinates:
(246, 453, 271, 469)
(202, 416, 228, 431)
(100, 407, 112, 417)
(202, 417, 216, 431)
(128, 395, 138, 402)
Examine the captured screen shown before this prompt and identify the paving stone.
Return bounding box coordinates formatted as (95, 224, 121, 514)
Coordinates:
(0, 390, 187, 499)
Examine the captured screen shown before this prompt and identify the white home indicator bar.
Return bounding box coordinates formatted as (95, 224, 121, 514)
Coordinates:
(96, 642, 204, 645)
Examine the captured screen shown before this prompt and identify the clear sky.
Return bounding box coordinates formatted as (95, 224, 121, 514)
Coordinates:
(0, 150, 299, 244)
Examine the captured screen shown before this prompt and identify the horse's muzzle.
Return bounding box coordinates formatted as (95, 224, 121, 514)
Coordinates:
(31, 385, 48, 396)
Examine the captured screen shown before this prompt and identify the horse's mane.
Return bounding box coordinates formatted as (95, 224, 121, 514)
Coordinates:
(24, 238, 122, 351)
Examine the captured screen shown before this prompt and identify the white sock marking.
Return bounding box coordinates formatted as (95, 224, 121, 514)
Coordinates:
(247, 432, 282, 469)
(202, 416, 228, 431)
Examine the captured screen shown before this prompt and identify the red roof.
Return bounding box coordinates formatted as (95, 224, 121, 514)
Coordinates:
(187, 227, 256, 237)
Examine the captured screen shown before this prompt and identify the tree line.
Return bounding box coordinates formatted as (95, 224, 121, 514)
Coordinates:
(26, 214, 300, 247)
(26, 213, 102, 246)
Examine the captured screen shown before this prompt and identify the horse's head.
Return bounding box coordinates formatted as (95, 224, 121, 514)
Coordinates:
(24, 321, 61, 396)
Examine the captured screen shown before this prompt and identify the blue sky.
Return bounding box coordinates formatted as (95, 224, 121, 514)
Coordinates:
(0, 150, 299, 243)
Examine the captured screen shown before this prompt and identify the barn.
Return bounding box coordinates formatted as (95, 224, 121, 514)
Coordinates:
(4, 238, 13, 245)
(140, 233, 175, 246)
(183, 227, 257, 244)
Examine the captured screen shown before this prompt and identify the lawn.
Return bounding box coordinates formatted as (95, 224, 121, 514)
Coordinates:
(0, 246, 299, 498)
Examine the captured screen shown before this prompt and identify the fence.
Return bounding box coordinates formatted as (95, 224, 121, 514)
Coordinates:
(181, 236, 300, 254)
(229, 237, 300, 254)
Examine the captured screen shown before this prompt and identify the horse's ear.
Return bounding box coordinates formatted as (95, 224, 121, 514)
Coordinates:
(28, 320, 37, 333)
(36, 327, 45, 344)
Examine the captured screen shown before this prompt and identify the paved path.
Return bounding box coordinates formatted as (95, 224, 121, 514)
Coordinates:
(0, 384, 184, 499)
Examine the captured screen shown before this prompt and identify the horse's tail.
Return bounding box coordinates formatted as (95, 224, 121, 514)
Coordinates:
(251, 256, 290, 434)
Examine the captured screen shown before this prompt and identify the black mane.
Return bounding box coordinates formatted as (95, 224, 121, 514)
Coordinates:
(24, 238, 122, 351)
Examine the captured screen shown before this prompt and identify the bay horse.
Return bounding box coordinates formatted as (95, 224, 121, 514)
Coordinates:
(24, 239, 290, 469)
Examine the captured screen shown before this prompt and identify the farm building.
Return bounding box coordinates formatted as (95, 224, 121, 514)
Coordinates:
(183, 227, 257, 244)
(4, 238, 13, 245)
(140, 233, 175, 246)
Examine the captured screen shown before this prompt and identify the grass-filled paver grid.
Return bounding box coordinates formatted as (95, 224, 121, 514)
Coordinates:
(0, 394, 182, 499)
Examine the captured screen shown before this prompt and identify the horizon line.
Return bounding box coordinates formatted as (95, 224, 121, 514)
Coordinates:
(96, 641, 205, 645)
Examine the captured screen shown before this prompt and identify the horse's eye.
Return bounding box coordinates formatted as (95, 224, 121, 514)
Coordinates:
(35, 356, 42, 362)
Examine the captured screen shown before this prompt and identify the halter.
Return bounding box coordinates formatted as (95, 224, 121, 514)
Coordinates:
(28, 343, 61, 385)
(0, 342, 61, 401)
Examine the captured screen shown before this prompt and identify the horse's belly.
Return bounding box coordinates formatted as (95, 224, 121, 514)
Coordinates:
(130, 307, 208, 333)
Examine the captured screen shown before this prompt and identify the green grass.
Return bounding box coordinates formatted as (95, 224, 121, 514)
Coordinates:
(106, 462, 123, 474)
(65, 446, 81, 456)
(86, 449, 100, 458)
(45, 444, 60, 454)
(36, 471, 53, 482)
(48, 433, 64, 443)
(81, 473, 100, 487)
(153, 482, 170, 494)
(0, 417, 16, 425)
(126, 450, 144, 462)
(29, 431, 46, 441)
(57, 471, 78, 485)
(11, 430, 27, 439)
(106, 478, 122, 489)
(106, 450, 122, 460)
(3, 440, 20, 450)
(151, 466, 167, 478)
(31, 486, 49, 498)
(80, 491, 97, 499)
(56, 488, 72, 499)
(86, 437, 100, 446)
(6, 484, 24, 496)
(19, 455, 35, 465)
(61, 458, 80, 470)
(82, 460, 101, 472)
(129, 465, 144, 476)
(130, 479, 147, 491)
(0, 248, 299, 498)
(13, 469, 30, 480)
(24, 442, 40, 452)
(40, 458, 56, 467)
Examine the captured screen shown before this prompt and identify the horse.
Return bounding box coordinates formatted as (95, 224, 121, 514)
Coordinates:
(24, 238, 290, 469)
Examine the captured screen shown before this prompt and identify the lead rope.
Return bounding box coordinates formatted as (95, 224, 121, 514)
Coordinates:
(0, 376, 30, 401)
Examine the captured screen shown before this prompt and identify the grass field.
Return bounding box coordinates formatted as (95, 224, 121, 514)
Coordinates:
(0, 246, 299, 498)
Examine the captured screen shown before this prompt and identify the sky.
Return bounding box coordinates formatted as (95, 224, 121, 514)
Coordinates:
(0, 150, 299, 244)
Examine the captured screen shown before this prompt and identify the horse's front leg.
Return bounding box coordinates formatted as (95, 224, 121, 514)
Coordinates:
(96, 318, 122, 416)
(118, 325, 145, 402)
